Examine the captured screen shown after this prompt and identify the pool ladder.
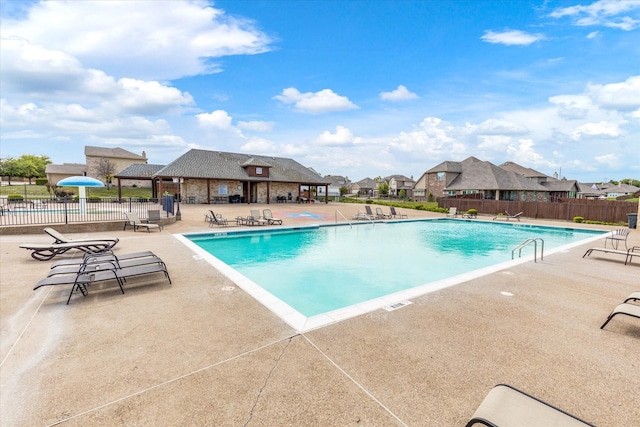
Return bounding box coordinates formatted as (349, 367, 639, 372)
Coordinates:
(335, 210, 352, 228)
(512, 238, 544, 263)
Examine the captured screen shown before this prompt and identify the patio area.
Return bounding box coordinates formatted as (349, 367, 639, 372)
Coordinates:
(1, 202, 638, 426)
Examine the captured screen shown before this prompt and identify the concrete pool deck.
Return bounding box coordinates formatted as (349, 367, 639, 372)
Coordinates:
(1, 202, 638, 426)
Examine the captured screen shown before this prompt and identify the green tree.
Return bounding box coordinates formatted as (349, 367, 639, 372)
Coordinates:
(0, 158, 23, 185)
(378, 181, 389, 196)
(18, 154, 50, 183)
(339, 185, 348, 196)
(399, 189, 406, 199)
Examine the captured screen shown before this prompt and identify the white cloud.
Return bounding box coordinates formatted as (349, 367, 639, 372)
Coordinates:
(379, 85, 419, 101)
(586, 31, 600, 38)
(315, 126, 361, 146)
(473, 119, 529, 135)
(481, 30, 544, 46)
(549, 0, 640, 30)
(196, 110, 234, 129)
(239, 137, 278, 153)
(273, 87, 359, 114)
(0, 0, 273, 81)
(549, 95, 592, 119)
(587, 75, 640, 111)
(391, 117, 466, 156)
(572, 121, 622, 139)
(594, 153, 619, 168)
(237, 120, 275, 132)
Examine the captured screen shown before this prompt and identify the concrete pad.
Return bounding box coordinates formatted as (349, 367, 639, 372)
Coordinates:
(1, 202, 639, 426)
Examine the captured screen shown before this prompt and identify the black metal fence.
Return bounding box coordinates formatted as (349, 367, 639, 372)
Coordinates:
(0, 197, 174, 226)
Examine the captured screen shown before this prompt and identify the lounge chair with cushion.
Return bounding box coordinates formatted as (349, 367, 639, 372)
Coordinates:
(604, 228, 630, 250)
(123, 212, 161, 232)
(600, 303, 640, 330)
(44, 227, 119, 247)
(466, 383, 595, 427)
(389, 207, 408, 219)
(262, 209, 283, 225)
(19, 240, 114, 261)
(446, 207, 458, 218)
(492, 211, 522, 221)
(207, 210, 229, 227)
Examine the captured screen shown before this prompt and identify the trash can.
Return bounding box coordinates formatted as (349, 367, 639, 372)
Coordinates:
(627, 213, 637, 229)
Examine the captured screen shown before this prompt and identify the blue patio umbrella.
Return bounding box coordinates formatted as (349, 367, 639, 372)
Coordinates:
(57, 176, 104, 213)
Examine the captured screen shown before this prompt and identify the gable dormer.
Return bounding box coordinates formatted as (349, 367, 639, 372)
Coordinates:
(242, 157, 273, 178)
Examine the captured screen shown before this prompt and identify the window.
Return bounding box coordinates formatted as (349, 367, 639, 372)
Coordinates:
(436, 172, 445, 181)
(462, 190, 477, 195)
(219, 184, 227, 195)
(256, 167, 263, 175)
(521, 191, 526, 201)
(447, 190, 456, 196)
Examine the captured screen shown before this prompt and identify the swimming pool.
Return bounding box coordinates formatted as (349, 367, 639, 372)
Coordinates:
(178, 219, 606, 331)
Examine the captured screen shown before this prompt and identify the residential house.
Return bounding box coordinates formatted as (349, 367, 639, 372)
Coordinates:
(384, 174, 415, 198)
(414, 157, 549, 201)
(318, 175, 350, 198)
(596, 182, 640, 199)
(85, 146, 148, 186)
(350, 177, 378, 197)
(116, 149, 329, 204)
(500, 161, 579, 201)
(45, 163, 87, 185)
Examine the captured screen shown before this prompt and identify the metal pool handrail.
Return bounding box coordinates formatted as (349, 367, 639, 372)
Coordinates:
(335, 210, 352, 228)
(512, 238, 544, 262)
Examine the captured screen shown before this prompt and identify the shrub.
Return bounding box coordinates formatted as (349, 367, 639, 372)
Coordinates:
(573, 216, 584, 223)
(467, 208, 478, 215)
(35, 178, 48, 185)
(7, 194, 24, 202)
(88, 196, 102, 203)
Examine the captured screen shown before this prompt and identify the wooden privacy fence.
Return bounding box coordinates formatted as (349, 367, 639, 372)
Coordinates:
(440, 197, 637, 223)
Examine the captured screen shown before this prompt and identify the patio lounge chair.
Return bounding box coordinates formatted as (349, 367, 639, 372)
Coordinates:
(466, 383, 595, 427)
(248, 209, 268, 226)
(146, 210, 164, 230)
(19, 240, 114, 261)
(623, 291, 640, 303)
(47, 252, 165, 278)
(582, 246, 639, 265)
(389, 207, 407, 219)
(375, 207, 391, 219)
(34, 253, 171, 304)
(492, 211, 522, 221)
(44, 227, 119, 247)
(600, 303, 640, 330)
(446, 207, 458, 218)
(262, 209, 283, 225)
(207, 210, 229, 227)
(123, 212, 161, 232)
(604, 228, 630, 250)
(50, 250, 156, 269)
(351, 210, 371, 221)
(364, 205, 376, 219)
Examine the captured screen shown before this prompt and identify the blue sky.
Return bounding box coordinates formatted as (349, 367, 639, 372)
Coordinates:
(1, 0, 638, 183)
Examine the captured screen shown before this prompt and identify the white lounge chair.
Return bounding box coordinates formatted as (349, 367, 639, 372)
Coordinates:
(466, 384, 595, 427)
(601, 303, 640, 330)
(493, 211, 522, 221)
(446, 207, 458, 218)
(123, 212, 161, 232)
(604, 228, 630, 250)
(263, 209, 282, 225)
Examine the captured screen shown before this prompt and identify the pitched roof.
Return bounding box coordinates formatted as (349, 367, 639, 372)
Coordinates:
(354, 177, 377, 188)
(45, 163, 87, 175)
(445, 157, 547, 191)
(426, 160, 464, 174)
(540, 179, 579, 192)
(84, 146, 147, 161)
(115, 164, 166, 178)
(153, 149, 328, 184)
(499, 161, 548, 178)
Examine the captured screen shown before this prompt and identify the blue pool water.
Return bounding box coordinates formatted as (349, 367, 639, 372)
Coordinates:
(184, 220, 606, 318)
